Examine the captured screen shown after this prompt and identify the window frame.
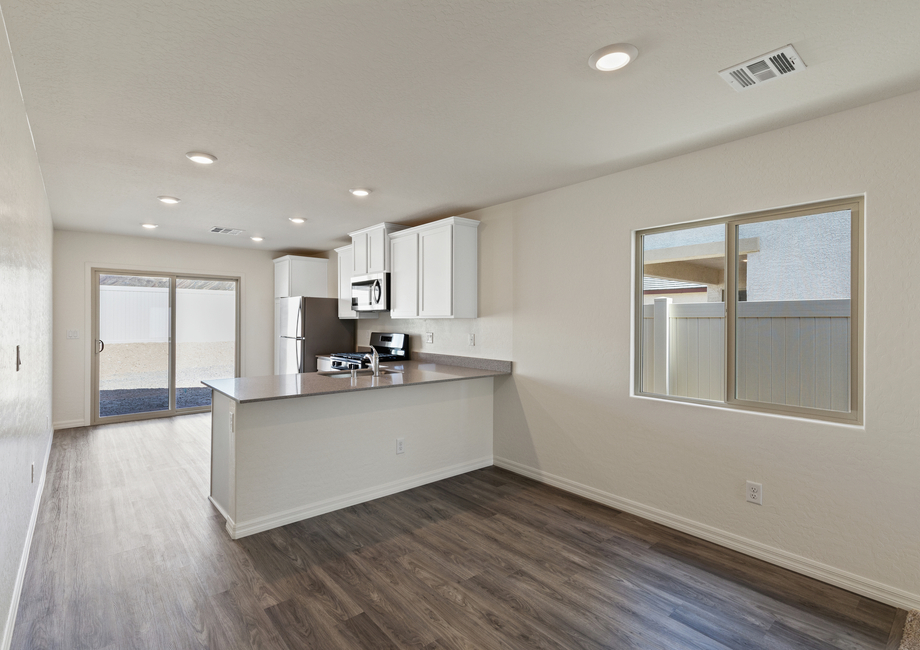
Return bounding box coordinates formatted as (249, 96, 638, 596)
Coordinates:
(634, 196, 863, 425)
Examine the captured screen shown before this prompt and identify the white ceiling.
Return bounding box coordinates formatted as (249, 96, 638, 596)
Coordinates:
(4, 0, 920, 253)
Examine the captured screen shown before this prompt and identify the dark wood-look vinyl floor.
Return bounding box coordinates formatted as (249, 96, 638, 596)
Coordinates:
(12, 414, 905, 650)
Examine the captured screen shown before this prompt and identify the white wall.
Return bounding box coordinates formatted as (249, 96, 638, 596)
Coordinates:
(0, 5, 53, 646)
(53, 230, 276, 428)
(346, 89, 920, 608)
(491, 89, 920, 607)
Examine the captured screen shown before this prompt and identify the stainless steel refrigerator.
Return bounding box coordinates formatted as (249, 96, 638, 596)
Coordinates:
(276, 297, 355, 374)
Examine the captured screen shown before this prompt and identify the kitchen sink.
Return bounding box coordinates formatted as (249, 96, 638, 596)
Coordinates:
(317, 368, 403, 379)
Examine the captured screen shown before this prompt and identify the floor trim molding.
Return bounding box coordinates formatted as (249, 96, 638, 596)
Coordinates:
(2, 431, 54, 650)
(494, 456, 920, 611)
(52, 419, 86, 431)
(227, 456, 494, 539)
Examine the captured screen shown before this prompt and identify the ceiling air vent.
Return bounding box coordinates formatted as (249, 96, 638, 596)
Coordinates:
(719, 45, 805, 92)
(210, 226, 244, 235)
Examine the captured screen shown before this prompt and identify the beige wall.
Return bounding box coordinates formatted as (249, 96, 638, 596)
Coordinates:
(495, 90, 920, 607)
(52, 231, 276, 427)
(346, 89, 920, 608)
(0, 6, 54, 645)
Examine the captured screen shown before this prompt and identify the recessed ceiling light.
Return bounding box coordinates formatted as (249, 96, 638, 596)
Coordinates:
(588, 43, 638, 71)
(157, 196, 181, 204)
(141, 223, 158, 229)
(186, 152, 217, 164)
(349, 188, 371, 197)
(289, 217, 305, 224)
(251, 236, 263, 242)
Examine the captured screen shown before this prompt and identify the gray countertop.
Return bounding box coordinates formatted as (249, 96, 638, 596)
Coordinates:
(202, 358, 510, 404)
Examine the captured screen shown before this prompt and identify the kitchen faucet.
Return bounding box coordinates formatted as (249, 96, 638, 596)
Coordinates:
(364, 347, 380, 376)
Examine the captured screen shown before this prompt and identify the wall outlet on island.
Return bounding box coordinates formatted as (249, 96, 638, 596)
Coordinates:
(425, 332, 433, 344)
(468, 334, 475, 346)
(396, 438, 405, 454)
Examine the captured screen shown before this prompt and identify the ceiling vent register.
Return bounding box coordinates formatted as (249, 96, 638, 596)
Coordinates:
(210, 226, 244, 235)
(719, 45, 805, 92)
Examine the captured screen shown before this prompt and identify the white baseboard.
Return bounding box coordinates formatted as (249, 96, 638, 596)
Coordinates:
(208, 496, 238, 538)
(227, 456, 494, 539)
(2, 432, 54, 650)
(494, 456, 920, 612)
(52, 419, 86, 431)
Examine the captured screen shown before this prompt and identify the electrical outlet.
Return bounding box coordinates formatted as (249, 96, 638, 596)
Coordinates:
(425, 332, 434, 344)
(746, 481, 763, 505)
(468, 334, 475, 346)
(396, 438, 405, 454)
(66, 330, 79, 339)
(229, 413, 234, 433)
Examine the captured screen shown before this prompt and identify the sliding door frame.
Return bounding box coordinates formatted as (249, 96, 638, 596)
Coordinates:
(91, 268, 241, 425)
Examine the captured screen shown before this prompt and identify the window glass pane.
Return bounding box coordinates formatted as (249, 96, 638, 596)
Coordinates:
(98, 274, 170, 418)
(734, 210, 851, 412)
(175, 278, 237, 410)
(641, 224, 725, 401)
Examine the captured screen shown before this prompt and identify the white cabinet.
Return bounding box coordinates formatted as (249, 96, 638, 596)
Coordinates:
(352, 232, 369, 276)
(274, 255, 328, 298)
(348, 223, 406, 277)
(389, 217, 479, 319)
(389, 232, 418, 318)
(335, 245, 377, 320)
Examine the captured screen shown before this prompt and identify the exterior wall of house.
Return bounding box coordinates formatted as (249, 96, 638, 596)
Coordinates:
(642, 210, 851, 302)
(0, 6, 54, 646)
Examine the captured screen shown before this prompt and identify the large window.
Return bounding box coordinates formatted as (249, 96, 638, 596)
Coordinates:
(635, 197, 862, 424)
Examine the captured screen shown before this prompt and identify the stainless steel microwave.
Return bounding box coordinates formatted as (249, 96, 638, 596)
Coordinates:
(351, 272, 389, 312)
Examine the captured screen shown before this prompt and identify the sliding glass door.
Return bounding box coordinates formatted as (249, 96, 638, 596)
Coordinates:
(92, 270, 239, 424)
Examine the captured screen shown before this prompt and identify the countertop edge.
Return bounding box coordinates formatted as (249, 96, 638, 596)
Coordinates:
(202, 359, 510, 404)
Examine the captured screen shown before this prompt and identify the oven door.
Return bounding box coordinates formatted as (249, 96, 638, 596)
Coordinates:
(351, 273, 389, 312)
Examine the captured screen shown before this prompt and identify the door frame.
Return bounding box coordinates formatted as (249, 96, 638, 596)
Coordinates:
(91, 268, 241, 425)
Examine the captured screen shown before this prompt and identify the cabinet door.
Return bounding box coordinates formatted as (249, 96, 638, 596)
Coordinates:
(367, 227, 387, 274)
(419, 225, 453, 317)
(352, 232, 368, 276)
(274, 297, 282, 373)
(390, 233, 418, 318)
(289, 258, 327, 297)
(337, 247, 356, 318)
(274, 259, 290, 297)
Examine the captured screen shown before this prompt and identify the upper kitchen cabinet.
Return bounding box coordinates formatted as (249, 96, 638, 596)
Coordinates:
(389, 217, 479, 319)
(334, 245, 377, 320)
(274, 255, 328, 298)
(348, 223, 406, 276)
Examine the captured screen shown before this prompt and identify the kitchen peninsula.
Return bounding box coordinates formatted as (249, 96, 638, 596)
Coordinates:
(203, 356, 510, 539)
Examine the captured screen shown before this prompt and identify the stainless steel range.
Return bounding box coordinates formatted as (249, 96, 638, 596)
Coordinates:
(329, 332, 409, 370)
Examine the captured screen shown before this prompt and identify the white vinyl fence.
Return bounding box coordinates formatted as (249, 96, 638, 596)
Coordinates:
(642, 298, 850, 410)
(99, 285, 235, 343)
